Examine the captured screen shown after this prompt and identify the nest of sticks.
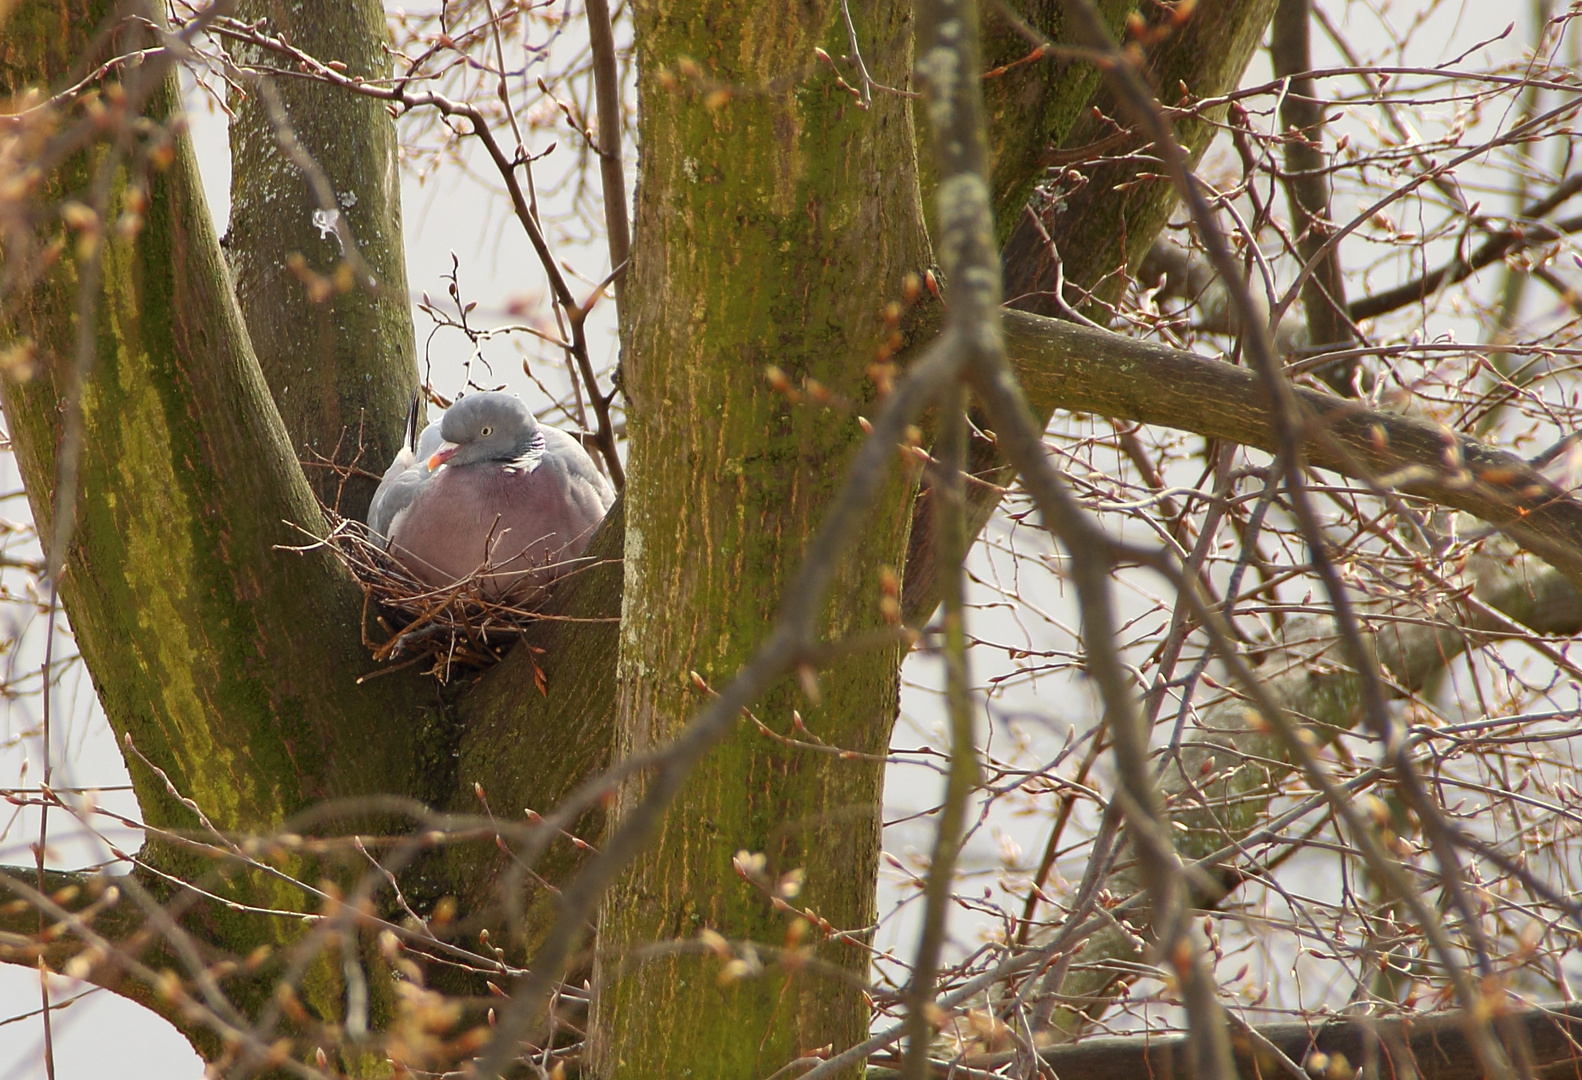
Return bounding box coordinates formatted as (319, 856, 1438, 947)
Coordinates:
(292, 508, 557, 685)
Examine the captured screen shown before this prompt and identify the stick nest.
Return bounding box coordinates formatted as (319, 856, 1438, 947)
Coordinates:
(291, 509, 558, 685)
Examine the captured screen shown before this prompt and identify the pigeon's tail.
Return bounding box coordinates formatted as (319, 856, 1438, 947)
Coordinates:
(405, 388, 424, 452)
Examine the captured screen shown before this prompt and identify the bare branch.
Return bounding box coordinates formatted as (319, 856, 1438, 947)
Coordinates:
(1003, 310, 1582, 591)
(584, 0, 630, 311)
(1271, 0, 1360, 393)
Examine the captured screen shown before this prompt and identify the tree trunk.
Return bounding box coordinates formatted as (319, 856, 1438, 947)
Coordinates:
(0, 1, 444, 1060)
(1001, 0, 1282, 311)
(587, 1, 930, 1074)
(224, 0, 420, 519)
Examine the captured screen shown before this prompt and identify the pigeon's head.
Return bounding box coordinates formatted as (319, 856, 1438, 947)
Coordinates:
(428, 393, 542, 469)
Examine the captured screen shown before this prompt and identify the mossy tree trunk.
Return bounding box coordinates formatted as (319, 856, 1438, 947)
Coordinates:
(587, 2, 929, 1074)
(0, 3, 446, 864)
(224, 0, 419, 520)
(0, 0, 445, 1062)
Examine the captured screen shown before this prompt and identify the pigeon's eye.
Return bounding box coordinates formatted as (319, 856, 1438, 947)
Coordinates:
(481, 425, 493, 437)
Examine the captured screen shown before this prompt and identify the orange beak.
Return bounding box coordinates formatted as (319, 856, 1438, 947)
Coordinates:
(427, 443, 459, 470)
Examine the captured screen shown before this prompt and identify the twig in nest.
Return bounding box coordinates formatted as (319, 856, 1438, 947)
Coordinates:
(281, 510, 609, 684)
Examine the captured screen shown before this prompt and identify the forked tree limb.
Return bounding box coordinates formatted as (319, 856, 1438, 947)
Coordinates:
(0, 7, 444, 842)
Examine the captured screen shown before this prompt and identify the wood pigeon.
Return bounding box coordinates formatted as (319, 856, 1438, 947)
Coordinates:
(367, 391, 615, 601)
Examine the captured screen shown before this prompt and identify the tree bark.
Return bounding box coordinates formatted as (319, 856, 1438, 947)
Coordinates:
(980, 0, 1131, 237)
(587, 1, 930, 1075)
(447, 500, 626, 939)
(0, 2, 445, 1058)
(224, 0, 420, 519)
(1000, 0, 1281, 311)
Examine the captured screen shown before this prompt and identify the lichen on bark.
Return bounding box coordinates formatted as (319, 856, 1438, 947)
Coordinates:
(589, 0, 930, 1074)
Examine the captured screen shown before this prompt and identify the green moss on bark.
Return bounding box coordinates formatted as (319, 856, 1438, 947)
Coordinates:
(1015, 0, 1281, 298)
(0, 6, 442, 1066)
(225, 0, 419, 520)
(589, 1, 929, 1076)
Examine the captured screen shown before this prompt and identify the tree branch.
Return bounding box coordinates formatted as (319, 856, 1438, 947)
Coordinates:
(1350, 183, 1582, 323)
(585, 0, 630, 312)
(1002, 308, 1582, 589)
(1271, 0, 1359, 393)
(873, 1002, 1582, 1080)
(0, 868, 135, 965)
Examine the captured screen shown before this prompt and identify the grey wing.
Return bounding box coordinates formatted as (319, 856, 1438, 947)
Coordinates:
(541, 427, 616, 515)
(368, 420, 444, 537)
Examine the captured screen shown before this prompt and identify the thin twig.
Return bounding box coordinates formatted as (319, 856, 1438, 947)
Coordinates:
(903, 382, 979, 1078)
(584, 0, 630, 309)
